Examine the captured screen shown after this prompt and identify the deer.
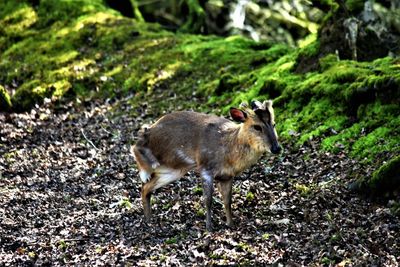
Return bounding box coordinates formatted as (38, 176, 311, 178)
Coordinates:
(132, 100, 281, 231)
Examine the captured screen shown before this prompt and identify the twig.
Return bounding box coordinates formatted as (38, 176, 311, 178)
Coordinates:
(27, 237, 88, 246)
(80, 128, 99, 150)
(100, 125, 111, 134)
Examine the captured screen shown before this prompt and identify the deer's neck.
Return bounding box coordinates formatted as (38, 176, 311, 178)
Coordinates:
(221, 125, 263, 177)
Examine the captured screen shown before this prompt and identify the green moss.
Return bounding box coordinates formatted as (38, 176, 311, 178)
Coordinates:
(278, 117, 299, 140)
(297, 40, 320, 58)
(179, 0, 205, 33)
(299, 99, 336, 127)
(11, 80, 54, 111)
(299, 115, 348, 144)
(271, 55, 399, 161)
(326, 64, 366, 84)
(196, 208, 205, 217)
(0, 4, 37, 36)
(352, 156, 400, 195)
(214, 74, 240, 96)
(192, 186, 203, 195)
(0, 0, 155, 110)
(245, 191, 255, 202)
(345, 0, 365, 13)
(321, 257, 335, 265)
(36, 0, 113, 27)
(322, 123, 362, 152)
(262, 233, 270, 240)
(0, 85, 12, 111)
(319, 54, 339, 71)
(1, 0, 294, 113)
(352, 124, 400, 160)
(165, 237, 178, 244)
(295, 184, 312, 197)
(390, 201, 400, 216)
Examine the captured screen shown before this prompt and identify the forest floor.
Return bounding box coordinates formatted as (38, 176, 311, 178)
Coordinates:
(0, 93, 399, 266)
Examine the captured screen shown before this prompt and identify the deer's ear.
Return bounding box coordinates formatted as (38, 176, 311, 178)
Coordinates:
(230, 108, 247, 122)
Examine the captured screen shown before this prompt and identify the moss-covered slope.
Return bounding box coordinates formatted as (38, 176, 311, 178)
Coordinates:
(350, 155, 400, 196)
(0, 0, 399, 168)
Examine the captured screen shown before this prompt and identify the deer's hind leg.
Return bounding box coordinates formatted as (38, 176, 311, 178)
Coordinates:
(141, 166, 185, 222)
(132, 145, 159, 183)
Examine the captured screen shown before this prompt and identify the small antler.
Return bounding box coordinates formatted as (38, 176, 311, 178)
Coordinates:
(263, 100, 273, 109)
(250, 100, 262, 110)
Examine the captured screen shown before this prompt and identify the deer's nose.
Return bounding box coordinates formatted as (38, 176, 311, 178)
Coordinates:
(271, 144, 281, 154)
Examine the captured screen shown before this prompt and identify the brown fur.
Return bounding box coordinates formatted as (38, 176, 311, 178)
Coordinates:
(132, 100, 280, 231)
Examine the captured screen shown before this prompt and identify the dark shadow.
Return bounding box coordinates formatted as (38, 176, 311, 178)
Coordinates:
(104, 0, 134, 18)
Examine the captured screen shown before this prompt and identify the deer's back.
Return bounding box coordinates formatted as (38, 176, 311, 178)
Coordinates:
(146, 111, 234, 170)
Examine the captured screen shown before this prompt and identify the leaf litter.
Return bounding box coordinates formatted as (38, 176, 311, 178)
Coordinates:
(0, 95, 399, 266)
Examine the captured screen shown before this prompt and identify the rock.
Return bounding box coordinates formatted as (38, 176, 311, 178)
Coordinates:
(369, 156, 400, 193)
(349, 155, 400, 196)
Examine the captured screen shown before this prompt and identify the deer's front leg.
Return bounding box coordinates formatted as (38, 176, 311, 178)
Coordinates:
(217, 177, 234, 228)
(201, 170, 214, 232)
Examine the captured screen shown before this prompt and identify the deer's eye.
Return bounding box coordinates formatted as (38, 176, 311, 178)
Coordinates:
(253, 125, 263, 132)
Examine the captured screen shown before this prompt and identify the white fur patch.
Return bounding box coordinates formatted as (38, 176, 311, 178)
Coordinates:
(176, 149, 195, 165)
(139, 170, 151, 183)
(201, 170, 213, 184)
(153, 166, 185, 190)
(221, 121, 236, 131)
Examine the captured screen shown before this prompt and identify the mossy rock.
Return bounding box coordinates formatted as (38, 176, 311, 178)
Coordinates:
(369, 155, 400, 194)
(349, 156, 400, 196)
(11, 86, 48, 112)
(0, 85, 12, 111)
(294, 40, 321, 73)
